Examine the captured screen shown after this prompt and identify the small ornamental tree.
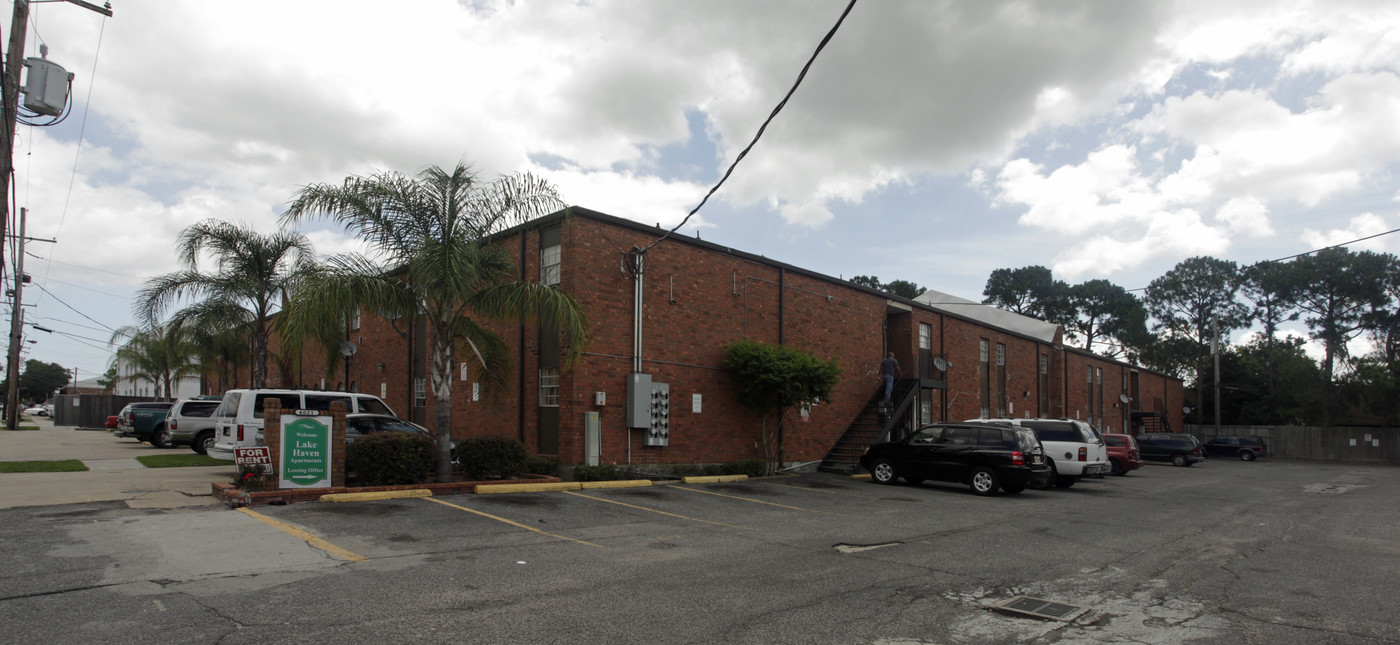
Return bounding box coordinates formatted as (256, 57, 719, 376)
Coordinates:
(724, 340, 841, 475)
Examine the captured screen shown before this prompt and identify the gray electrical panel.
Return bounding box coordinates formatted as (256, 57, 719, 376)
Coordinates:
(644, 382, 670, 446)
(625, 373, 652, 428)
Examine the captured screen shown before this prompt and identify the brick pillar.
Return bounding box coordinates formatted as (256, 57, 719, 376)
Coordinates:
(262, 397, 348, 489)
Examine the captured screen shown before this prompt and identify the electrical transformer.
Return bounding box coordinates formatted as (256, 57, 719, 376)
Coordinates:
(22, 57, 73, 117)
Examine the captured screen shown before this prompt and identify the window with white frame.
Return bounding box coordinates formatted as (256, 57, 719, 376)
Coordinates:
(920, 395, 932, 425)
(979, 339, 988, 363)
(540, 243, 561, 286)
(996, 343, 1005, 366)
(413, 377, 426, 408)
(350, 308, 361, 330)
(538, 368, 560, 407)
(918, 323, 931, 350)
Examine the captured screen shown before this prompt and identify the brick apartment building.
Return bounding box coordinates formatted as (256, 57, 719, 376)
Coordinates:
(259, 206, 1184, 469)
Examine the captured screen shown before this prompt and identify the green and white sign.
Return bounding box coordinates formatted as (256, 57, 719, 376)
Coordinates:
(280, 414, 333, 489)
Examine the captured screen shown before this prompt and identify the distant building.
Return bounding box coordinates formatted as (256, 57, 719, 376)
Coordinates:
(111, 358, 203, 400)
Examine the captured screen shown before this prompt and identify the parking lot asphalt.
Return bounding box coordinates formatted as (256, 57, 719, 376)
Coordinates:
(1, 452, 1397, 644)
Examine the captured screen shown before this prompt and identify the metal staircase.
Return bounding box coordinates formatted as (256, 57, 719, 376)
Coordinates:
(1132, 411, 1172, 434)
(818, 378, 919, 473)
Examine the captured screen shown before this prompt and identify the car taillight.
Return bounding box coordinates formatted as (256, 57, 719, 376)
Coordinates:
(237, 425, 245, 441)
(1078, 447, 1087, 462)
(170, 419, 178, 430)
(1011, 450, 1025, 466)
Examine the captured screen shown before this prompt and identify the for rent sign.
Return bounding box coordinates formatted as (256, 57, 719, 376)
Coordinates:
(280, 414, 333, 489)
(234, 446, 273, 474)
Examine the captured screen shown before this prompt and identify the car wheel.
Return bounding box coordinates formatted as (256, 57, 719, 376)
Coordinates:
(152, 426, 172, 449)
(1001, 482, 1025, 494)
(1172, 454, 1187, 467)
(1110, 459, 1125, 476)
(1240, 450, 1256, 461)
(969, 467, 999, 496)
(192, 431, 214, 455)
(870, 459, 898, 485)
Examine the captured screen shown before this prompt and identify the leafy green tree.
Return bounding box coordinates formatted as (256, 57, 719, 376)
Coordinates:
(724, 340, 841, 475)
(850, 275, 925, 299)
(182, 316, 250, 393)
(1066, 279, 1148, 359)
(1341, 355, 1400, 425)
(1212, 335, 1325, 425)
(281, 161, 590, 483)
(108, 324, 201, 400)
(16, 360, 69, 403)
(1291, 248, 1389, 383)
(137, 220, 317, 389)
(1143, 256, 1249, 419)
(982, 265, 1074, 324)
(1238, 261, 1301, 397)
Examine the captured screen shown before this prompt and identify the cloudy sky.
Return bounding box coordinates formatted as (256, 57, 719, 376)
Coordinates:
(7, 0, 1399, 381)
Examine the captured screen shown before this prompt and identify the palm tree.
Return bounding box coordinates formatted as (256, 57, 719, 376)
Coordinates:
(108, 324, 201, 400)
(137, 220, 317, 389)
(281, 161, 590, 483)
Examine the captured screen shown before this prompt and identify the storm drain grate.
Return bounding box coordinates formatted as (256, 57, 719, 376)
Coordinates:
(991, 596, 1090, 622)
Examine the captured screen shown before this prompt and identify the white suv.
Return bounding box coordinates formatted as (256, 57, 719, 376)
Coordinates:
(969, 418, 1110, 488)
(207, 389, 396, 462)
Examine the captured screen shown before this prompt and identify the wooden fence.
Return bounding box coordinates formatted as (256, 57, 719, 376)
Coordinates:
(1186, 424, 1399, 464)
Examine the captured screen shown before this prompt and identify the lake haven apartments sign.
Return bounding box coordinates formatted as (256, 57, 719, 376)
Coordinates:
(280, 414, 333, 489)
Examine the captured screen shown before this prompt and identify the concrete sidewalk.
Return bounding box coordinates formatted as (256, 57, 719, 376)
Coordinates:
(0, 417, 231, 510)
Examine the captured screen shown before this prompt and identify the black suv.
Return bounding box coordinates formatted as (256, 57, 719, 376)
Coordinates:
(1203, 435, 1268, 461)
(1135, 432, 1205, 467)
(860, 422, 1050, 495)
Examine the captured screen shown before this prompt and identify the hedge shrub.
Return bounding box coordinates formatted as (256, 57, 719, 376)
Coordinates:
(526, 454, 559, 476)
(573, 464, 641, 482)
(346, 432, 435, 486)
(456, 437, 529, 481)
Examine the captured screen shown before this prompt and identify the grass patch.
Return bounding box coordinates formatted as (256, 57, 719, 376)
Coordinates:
(0, 459, 88, 473)
(136, 454, 234, 468)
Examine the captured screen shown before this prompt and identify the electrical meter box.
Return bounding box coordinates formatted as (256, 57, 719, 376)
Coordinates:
(22, 57, 73, 117)
(625, 373, 652, 428)
(644, 382, 670, 446)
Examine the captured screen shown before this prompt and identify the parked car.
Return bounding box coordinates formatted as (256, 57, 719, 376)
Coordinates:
(115, 402, 177, 445)
(22, 404, 46, 416)
(1135, 432, 1205, 466)
(345, 413, 456, 462)
(1102, 433, 1143, 475)
(164, 398, 223, 454)
(105, 415, 118, 429)
(860, 421, 1050, 496)
(207, 389, 396, 462)
(1203, 435, 1269, 461)
(973, 418, 1110, 488)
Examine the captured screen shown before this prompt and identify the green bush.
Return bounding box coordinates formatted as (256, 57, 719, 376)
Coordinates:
(456, 437, 529, 481)
(720, 459, 766, 477)
(526, 454, 559, 476)
(573, 464, 644, 482)
(346, 432, 435, 486)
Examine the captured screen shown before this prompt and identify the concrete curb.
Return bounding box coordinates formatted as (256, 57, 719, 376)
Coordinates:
(477, 482, 582, 494)
(680, 475, 749, 484)
(319, 489, 433, 503)
(580, 479, 653, 489)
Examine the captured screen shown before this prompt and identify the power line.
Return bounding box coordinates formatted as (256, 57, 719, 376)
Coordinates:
(29, 281, 114, 332)
(638, 0, 860, 257)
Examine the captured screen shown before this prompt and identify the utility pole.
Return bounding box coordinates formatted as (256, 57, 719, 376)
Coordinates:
(1212, 318, 1221, 433)
(1, 1, 111, 428)
(5, 208, 26, 429)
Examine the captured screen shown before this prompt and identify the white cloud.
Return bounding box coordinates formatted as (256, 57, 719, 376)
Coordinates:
(1215, 197, 1274, 237)
(1300, 212, 1393, 251)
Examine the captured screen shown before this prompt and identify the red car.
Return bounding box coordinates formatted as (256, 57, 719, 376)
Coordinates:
(105, 415, 118, 429)
(1102, 433, 1143, 476)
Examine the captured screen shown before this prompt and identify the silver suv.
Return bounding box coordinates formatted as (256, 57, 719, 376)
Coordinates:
(163, 398, 222, 454)
(970, 418, 1110, 488)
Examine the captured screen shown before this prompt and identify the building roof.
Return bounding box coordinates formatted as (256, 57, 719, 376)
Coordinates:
(913, 289, 1061, 344)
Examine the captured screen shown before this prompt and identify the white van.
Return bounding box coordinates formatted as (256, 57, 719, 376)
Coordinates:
(207, 389, 397, 462)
